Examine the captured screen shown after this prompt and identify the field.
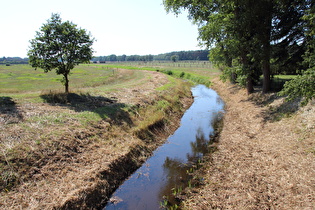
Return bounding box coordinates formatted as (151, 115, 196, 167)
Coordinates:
(0, 64, 146, 95)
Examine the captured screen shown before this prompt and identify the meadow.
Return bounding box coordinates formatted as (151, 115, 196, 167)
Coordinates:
(0, 61, 219, 94)
(0, 64, 123, 94)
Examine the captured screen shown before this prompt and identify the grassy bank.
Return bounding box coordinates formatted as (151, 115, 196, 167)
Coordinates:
(0, 64, 197, 208)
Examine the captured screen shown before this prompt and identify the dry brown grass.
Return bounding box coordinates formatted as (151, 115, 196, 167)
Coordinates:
(0, 69, 193, 209)
(182, 78, 315, 209)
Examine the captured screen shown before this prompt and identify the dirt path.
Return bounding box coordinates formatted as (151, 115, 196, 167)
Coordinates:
(184, 78, 315, 209)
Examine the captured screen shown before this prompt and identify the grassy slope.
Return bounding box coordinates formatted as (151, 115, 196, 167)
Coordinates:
(0, 63, 199, 208)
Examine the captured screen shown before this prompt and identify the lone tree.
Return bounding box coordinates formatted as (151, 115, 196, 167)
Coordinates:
(28, 13, 94, 93)
(170, 55, 179, 62)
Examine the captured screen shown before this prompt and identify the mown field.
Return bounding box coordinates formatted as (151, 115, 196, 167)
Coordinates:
(0, 64, 146, 96)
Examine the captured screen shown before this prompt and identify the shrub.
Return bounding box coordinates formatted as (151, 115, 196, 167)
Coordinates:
(279, 69, 315, 106)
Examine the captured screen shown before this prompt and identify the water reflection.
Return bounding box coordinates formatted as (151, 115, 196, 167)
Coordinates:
(191, 129, 211, 157)
(104, 85, 224, 209)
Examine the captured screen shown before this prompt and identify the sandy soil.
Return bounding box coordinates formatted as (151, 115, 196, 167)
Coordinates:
(184, 78, 315, 209)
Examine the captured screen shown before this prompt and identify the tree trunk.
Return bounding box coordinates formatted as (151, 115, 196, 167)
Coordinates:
(224, 50, 237, 84)
(64, 74, 69, 93)
(261, 29, 272, 93)
(228, 57, 237, 84)
(262, 55, 271, 93)
(246, 75, 254, 94)
(231, 72, 237, 84)
(240, 48, 253, 94)
(261, 1, 273, 93)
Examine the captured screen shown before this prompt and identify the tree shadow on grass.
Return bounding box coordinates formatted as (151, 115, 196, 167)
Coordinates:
(247, 92, 301, 122)
(0, 97, 23, 124)
(261, 97, 301, 122)
(40, 92, 134, 126)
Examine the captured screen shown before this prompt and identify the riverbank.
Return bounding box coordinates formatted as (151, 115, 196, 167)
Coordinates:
(183, 78, 315, 209)
(0, 69, 193, 209)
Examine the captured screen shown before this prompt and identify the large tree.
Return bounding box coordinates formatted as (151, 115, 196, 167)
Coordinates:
(164, 0, 310, 94)
(28, 13, 94, 93)
(164, 0, 271, 93)
(280, 2, 315, 105)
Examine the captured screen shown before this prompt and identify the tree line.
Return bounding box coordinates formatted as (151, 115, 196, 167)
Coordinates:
(91, 50, 209, 63)
(164, 0, 314, 103)
(92, 54, 153, 62)
(2, 50, 208, 66)
(0, 57, 29, 65)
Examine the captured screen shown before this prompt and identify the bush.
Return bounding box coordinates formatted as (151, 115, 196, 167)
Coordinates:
(279, 69, 315, 106)
(164, 70, 173, 75)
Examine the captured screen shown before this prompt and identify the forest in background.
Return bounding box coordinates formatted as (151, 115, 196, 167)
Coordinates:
(1, 50, 209, 65)
(91, 50, 209, 62)
(0, 57, 29, 65)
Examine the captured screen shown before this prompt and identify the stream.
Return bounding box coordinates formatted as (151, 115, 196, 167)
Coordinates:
(104, 84, 224, 209)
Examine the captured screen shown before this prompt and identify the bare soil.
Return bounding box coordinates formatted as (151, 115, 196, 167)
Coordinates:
(183, 78, 315, 209)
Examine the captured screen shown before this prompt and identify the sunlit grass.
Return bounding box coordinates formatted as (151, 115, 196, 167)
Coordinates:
(133, 80, 192, 140)
(0, 64, 115, 94)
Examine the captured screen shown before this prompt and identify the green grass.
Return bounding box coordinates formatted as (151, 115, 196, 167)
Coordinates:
(270, 75, 297, 91)
(102, 61, 220, 75)
(101, 61, 221, 87)
(0, 64, 115, 94)
(273, 75, 297, 80)
(133, 79, 192, 141)
(96, 64, 159, 71)
(0, 64, 150, 105)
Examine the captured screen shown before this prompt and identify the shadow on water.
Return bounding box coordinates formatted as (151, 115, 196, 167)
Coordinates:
(104, 85, 224, 209)
(0, 96, 23, 124)
(40, 92, 133, 125)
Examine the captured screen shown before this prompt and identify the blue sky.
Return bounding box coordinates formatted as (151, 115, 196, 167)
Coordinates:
(0, 0, 202, 58)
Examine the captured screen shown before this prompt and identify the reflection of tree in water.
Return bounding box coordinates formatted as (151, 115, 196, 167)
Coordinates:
(188, 127, 212, 161)
(159, 156, 190, 206)
(158, 129, 213, 206)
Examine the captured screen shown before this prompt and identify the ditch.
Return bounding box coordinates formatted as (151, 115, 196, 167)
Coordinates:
(104, 84, 225, 209)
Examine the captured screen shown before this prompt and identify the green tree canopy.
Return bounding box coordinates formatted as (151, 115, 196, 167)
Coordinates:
(280, 3, 315, 105)
(28, 13, 94, 93)
(164, 0, 310, 94)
